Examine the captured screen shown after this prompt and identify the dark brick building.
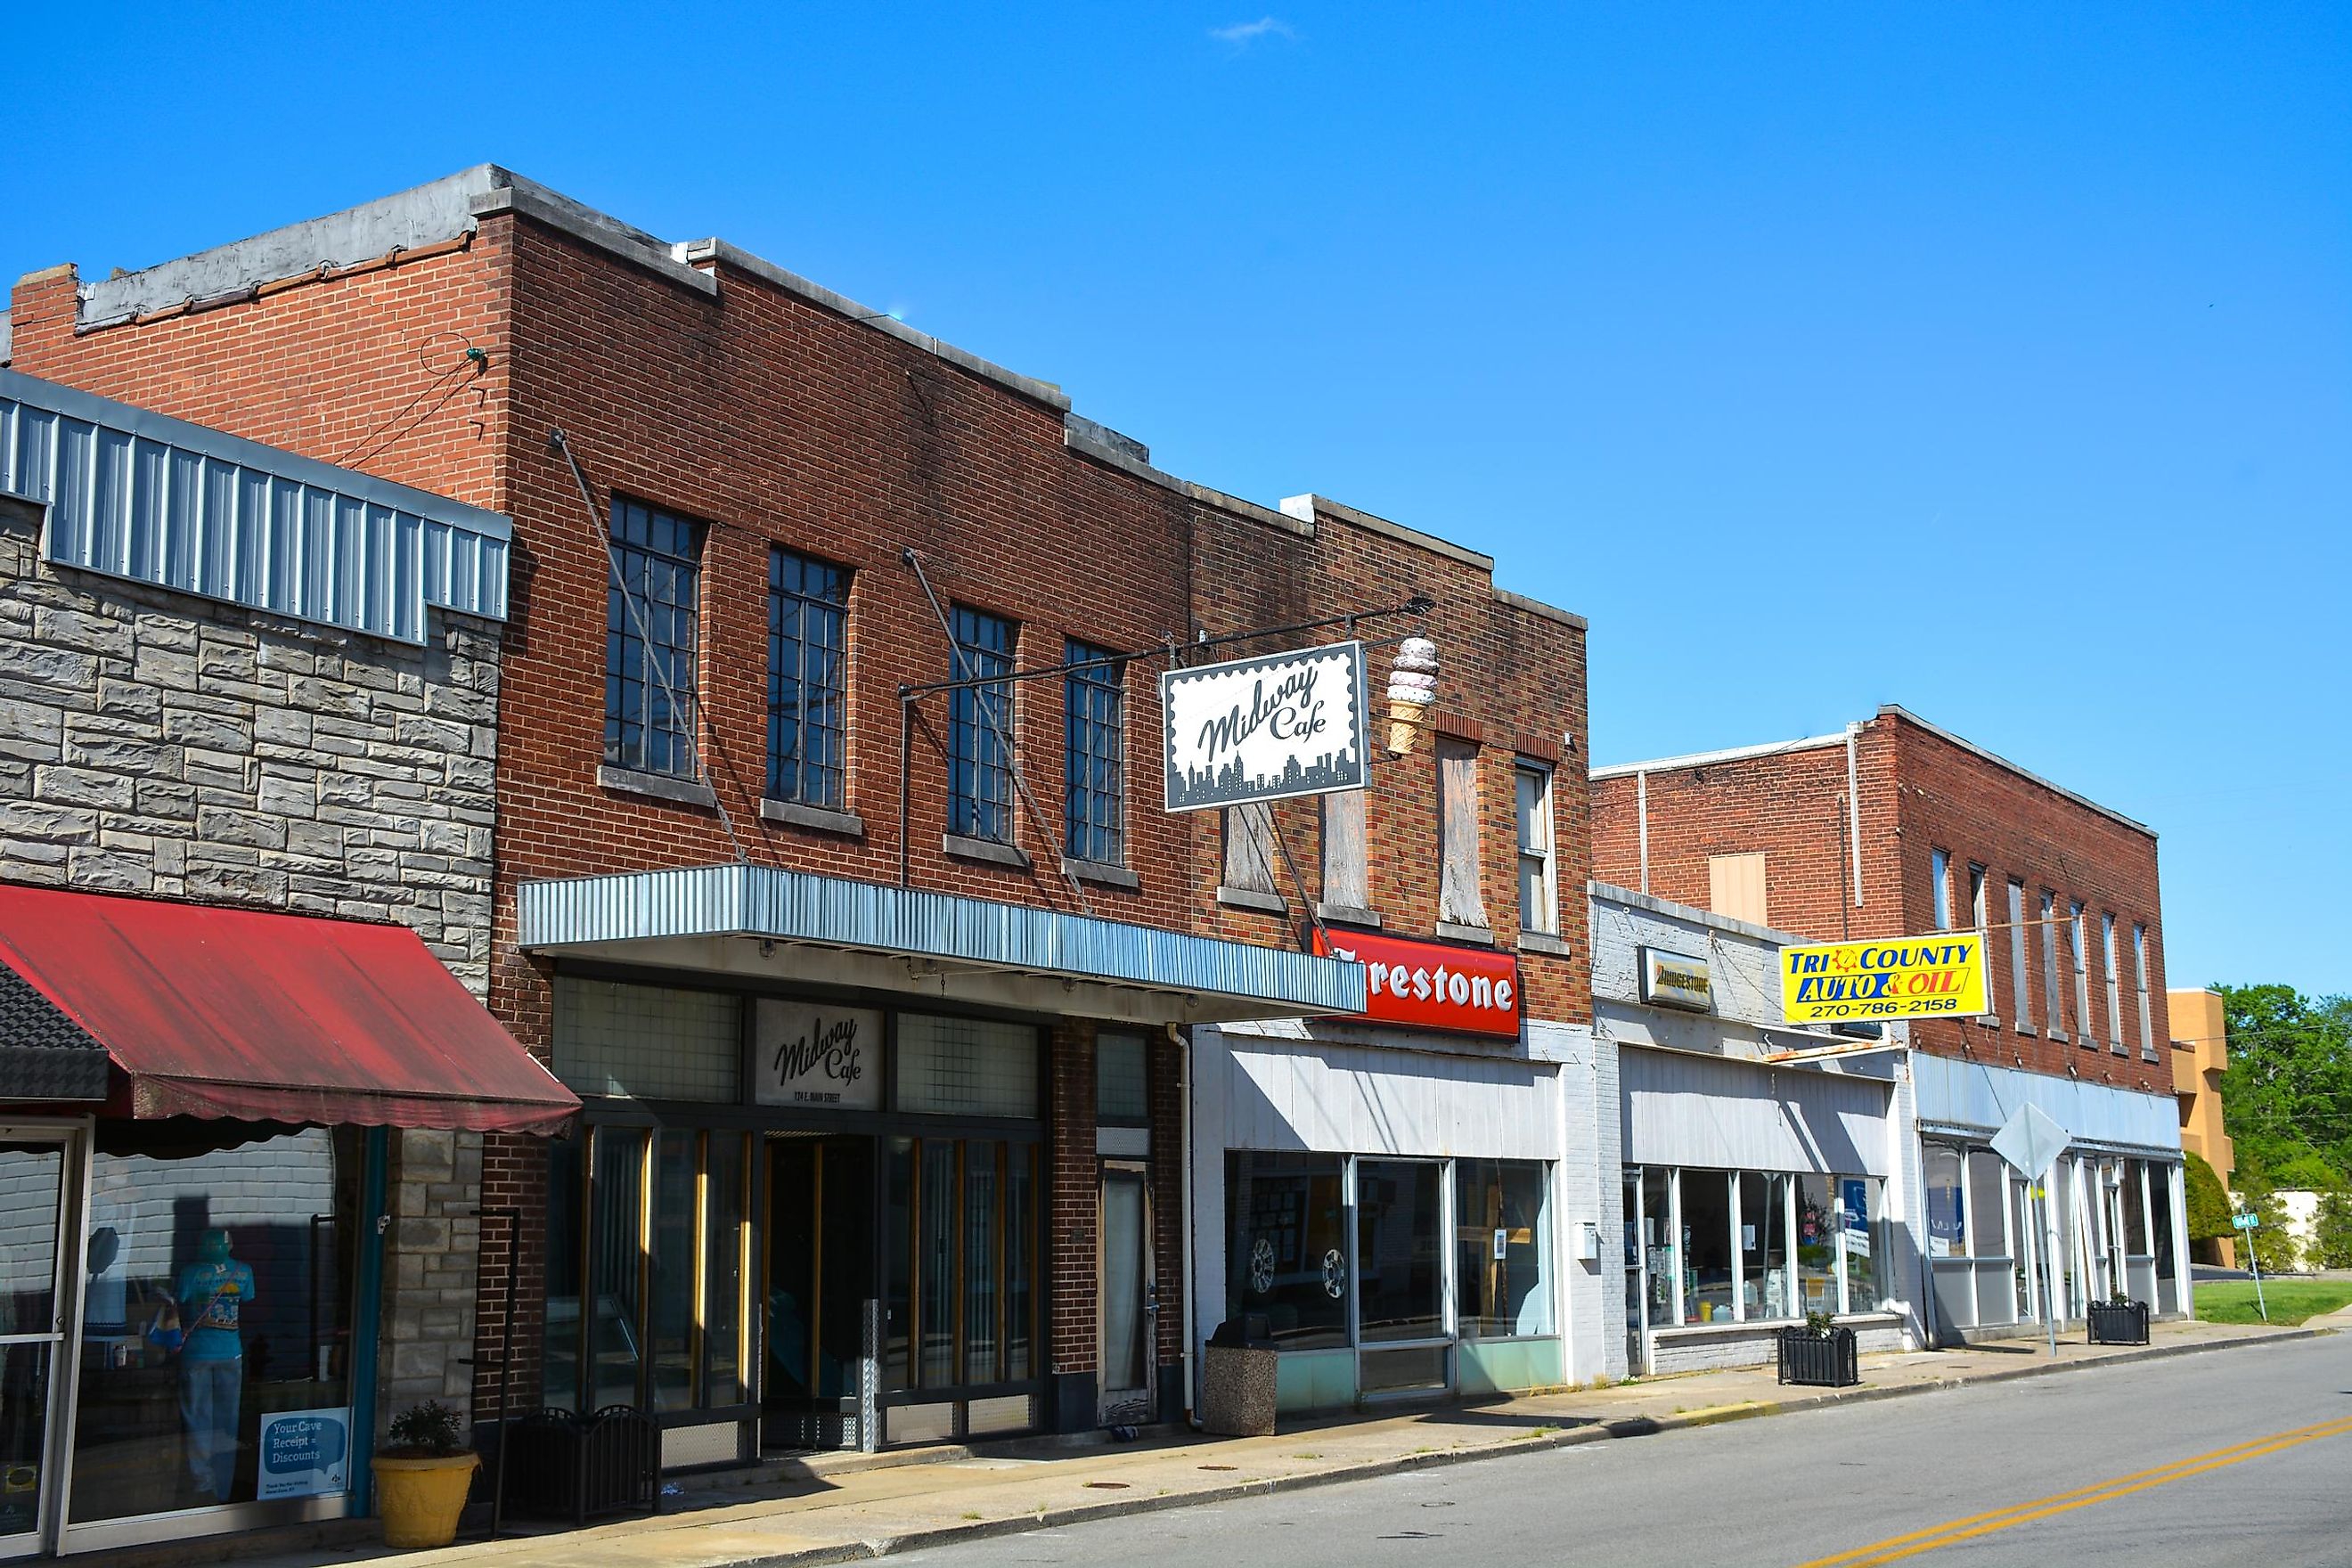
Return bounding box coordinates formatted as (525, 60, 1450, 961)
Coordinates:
(8, 166, 1587, 1458)
(1590, 706, 2191, 1340)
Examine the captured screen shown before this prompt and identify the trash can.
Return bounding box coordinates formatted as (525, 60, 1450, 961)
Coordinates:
(1201, 1314, 1278, 1437)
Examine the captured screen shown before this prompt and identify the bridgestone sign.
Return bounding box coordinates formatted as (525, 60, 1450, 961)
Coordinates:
(1161, 641, 1369, 813)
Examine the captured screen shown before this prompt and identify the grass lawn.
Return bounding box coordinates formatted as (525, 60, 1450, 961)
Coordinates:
(2193, 1278, 2352, 1326)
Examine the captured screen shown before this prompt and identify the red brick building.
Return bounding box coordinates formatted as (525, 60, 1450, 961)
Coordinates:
(1591, 706, 2192, 1338)
(8, 166, 1588, 1458)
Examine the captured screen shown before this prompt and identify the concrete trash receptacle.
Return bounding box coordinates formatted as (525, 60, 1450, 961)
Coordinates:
(1201, 1315, 1278, 1437)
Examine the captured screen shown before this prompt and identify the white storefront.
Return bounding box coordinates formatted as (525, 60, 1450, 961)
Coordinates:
(1592, 885, 1923, 1376)
(1190, 998, 1614, 1415)
(1912, 1054, 2190, 1339)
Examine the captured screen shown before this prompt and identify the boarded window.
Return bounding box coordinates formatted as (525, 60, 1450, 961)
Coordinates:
(1320, 788, 1370, 912)
(1708, 852, 1768, 927)
(1222, 804, 1278, 894)
(1436, 739, 1487, 928)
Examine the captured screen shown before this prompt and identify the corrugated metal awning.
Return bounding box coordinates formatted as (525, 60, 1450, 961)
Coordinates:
(0, 884, 579, 1133)
(519, 864, 1365, 1022)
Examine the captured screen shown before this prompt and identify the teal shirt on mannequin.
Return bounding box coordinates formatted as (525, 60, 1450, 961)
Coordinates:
(175, 1237, 254, 1361)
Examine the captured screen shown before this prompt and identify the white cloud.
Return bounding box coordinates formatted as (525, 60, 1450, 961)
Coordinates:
(1209, 15, 1297, 48)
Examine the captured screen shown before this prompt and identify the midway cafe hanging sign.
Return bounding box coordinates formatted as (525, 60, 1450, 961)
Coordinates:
(754, 1000, 883, 1109)
(1163, 641, 1369, 813)
(1311, 928, 1523, 1040)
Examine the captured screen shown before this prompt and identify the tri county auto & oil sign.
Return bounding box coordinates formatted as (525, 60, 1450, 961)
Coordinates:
(1780, 935, 1988, 1025)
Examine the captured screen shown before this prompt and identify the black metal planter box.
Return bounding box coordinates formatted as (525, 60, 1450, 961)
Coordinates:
(2087, 1300, 2151, 1345)
(1776, 1326, 1860, 1387)
(502, 1405, 662, 1524)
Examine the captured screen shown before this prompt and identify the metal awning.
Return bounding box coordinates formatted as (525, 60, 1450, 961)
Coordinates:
(519, 864, 1365, 1025)
(0, 883, 579, 1133)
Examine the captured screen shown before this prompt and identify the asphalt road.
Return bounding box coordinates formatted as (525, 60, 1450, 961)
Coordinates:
(896, 1335, 2352, 1568)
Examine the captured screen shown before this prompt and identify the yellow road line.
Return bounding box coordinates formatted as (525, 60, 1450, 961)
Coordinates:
(1793, 1415, 2352, 1568)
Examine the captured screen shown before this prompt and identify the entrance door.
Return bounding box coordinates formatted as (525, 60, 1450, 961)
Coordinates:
(0, 1131, 78, 1559)
(1097, 1161, 1154, 1426)
(763, 1136, 873, 1451)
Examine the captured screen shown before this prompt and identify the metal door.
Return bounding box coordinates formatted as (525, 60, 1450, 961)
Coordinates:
(0, 1127, 83, 1559)
(1096, 1161, 1155, 1425)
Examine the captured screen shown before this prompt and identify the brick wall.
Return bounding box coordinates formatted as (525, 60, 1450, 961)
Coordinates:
(1590, 711, 2169, 1097)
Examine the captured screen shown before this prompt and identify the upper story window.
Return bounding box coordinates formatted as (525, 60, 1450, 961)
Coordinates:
(1436, 739, 1488, 930)
(1063, 640, 1125, 867)
(2102, 912, 2123, 1051)
(948, 607, 1017, 844)
(1930, 848, 1953, 929)
(1969, 864, 1992, 1017)
(2068, 899, 2092, 1046)
(2007, 879, 2031, 1031)
(2134, 924, 2154, 1058)
(1515, 762, 1556, 935)
(767, 549, 850, 808)
(605, 497, 705, 780)
(2040, 891, 2067, 1039)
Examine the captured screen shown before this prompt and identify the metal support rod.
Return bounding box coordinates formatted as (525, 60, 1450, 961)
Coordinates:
(1262, 806, 1329, 955)
(901, 549, 1096, 918)
(473, 1206, 520, 1539)
(897, 592, 1436, 700)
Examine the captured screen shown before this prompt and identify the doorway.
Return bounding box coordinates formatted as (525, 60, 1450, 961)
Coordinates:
(0, 1127, 83, 1560)
(1097, 1162, 1154, 1426)
(763, 1136, 872, 1452)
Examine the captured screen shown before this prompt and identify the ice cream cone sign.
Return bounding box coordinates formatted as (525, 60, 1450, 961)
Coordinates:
(1386, 637, 1438, 754)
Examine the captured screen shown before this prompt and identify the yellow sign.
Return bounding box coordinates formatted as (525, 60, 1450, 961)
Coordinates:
(1780, 934, 1988, 1025)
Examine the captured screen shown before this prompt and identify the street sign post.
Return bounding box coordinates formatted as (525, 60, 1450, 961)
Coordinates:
(1992, 1104, 2070, 1359)
(2232, 1212, 2268, 1321)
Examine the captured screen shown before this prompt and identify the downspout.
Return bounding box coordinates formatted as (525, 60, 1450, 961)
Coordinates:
(1637, 769, 1650, 894)
(1845, 723, 1865, 909)
(1179, 1025, 1198, 1425)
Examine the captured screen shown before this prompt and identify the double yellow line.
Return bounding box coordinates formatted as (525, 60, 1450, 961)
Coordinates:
(1793, 1415, 2352, 1567)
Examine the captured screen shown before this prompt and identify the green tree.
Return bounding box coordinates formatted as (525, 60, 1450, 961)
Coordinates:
(2315, 1191, 2352, 1271)
(2244, 1185, 2301, 1274)
(2214, 984, 2352, 1188)
(2184, 1151, 2232, 1242)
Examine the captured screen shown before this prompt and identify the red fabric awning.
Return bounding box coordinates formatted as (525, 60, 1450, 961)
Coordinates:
(0, 884, 579, 1134)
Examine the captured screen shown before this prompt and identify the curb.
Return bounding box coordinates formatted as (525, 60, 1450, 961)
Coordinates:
(477, 1327, 2338, 1568)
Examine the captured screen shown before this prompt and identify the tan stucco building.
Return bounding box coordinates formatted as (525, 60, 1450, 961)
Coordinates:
(2170, 987, 2234, 1263)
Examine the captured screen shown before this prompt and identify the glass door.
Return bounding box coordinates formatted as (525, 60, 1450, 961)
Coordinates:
(0, 1131, 77, 1559)
(1097, 1161, 1154, 1426)
(1354, 1160, 1448, 1397)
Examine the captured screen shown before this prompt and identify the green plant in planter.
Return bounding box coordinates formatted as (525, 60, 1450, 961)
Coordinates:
(2110, 1289, 2136, 1307)
(383, 1400, 467, 1458)
(1803, 1311, 1836, 1338)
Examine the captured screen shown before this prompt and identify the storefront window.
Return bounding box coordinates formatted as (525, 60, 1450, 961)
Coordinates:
(1640, 1168, 1676, 1327)
(589, 1128, 646, 1409)
(1924, 1145, 1965, 1259)
(649, 1131, 698, 1410)
(1795, 1172, 1839, 1317)
(1454, 1161, 1551, 1337)
(1680, 1171, 1734, 1324)
(1967, 1149, 2008, 1257)
(882, 1137, 1038, 1392)
(706, 1132, 747, 1408)
(1740, 1172, 1793, 1319)
(2123, 1162, 2150, 1254)
(543, 1137, 584, 1412)
(70, 1125, 359, 1525)
(1225, 1153, 1347, 1350)
(1842, 1176, 1891, 1310)
(1356, 1162, 1442, 1342)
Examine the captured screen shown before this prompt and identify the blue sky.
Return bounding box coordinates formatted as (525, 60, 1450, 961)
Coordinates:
(5, 4, 2346, 993)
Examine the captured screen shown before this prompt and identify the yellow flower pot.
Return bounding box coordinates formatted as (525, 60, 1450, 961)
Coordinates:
(371, 1451, 479, 1548)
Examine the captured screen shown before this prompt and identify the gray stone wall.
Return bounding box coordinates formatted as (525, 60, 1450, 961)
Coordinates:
(0, 502, 503, 1434)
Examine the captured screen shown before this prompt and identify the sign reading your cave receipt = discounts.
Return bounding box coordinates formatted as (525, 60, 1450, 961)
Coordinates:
(257, 1407, 349, 1499)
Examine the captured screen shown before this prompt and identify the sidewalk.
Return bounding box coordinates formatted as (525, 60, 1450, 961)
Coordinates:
(143, 1316, 2333, 1568)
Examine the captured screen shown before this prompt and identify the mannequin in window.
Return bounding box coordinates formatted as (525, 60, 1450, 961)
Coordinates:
(176, 1229, 253, 1499)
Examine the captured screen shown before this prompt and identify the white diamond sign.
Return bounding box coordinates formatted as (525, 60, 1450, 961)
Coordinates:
(1990, 1102, 2070, 1180)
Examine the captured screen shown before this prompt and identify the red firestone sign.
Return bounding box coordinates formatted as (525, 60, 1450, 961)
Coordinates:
(1311, 928, 1523, 1040)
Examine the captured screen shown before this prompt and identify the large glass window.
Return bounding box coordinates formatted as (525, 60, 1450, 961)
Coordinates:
(884, 1137, 1039, 1392)
(1679, 1171, 1734, 1325)
(1063, 639, 1125, 866)
(605, 495, 703, 779)
(1843, 1176, 1892, 1310)
(1968, 1150, 2009, 1257)
(71, 1126, 359, 1524)
(948, 606, 1016, 843)
(1925, 1144, 1966, 1259)
(1356, 1162, 1443, 1342)
(1454, 1160, 1551, 1337)
(1640, 1167, 1676, 1327)
(896, 1014, 1040, 1118)
(1796, 1173, 1840, 1316)
(1740, 1172, 1793, 1319)
(705, 1132, 746, 1408)
(588, 1129, 646, 1411)
(649, 1131, 698, 1411)
(1225, 1153, 1347, 1350)
(767, 548, 849, 808)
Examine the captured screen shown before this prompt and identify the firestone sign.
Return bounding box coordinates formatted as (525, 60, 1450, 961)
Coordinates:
(1312, 928, 1522, 1040)
(1162, 641, 1368, 813)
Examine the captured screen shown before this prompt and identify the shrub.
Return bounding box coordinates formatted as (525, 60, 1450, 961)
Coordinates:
(2185, 1152, 2232, 1242)
(2315, 1190, 2352, 1271)
(383, 1401, 468, 1459)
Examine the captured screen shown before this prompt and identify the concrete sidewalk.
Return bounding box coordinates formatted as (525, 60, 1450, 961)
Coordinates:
(156, 1317, 2332, 1568)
